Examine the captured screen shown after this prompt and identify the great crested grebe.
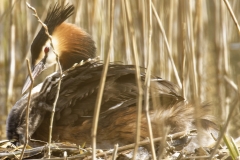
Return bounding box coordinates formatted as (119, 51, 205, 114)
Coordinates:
(7, 3, 217, 150)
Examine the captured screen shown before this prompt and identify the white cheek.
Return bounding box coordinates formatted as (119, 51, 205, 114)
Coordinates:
(45, 49, 57, 68)
(43, 39, 59, 68)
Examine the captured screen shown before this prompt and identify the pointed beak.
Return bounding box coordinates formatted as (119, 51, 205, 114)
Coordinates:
(22, 61, 46, 94)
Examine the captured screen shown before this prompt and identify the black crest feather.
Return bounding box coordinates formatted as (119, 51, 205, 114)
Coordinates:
(44, 3, 74, 34)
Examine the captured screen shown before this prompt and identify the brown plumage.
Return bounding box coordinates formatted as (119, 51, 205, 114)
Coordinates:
(7, 60, 217, 149)
(33, 102, 216, 149)
(54, 23, 96, 70)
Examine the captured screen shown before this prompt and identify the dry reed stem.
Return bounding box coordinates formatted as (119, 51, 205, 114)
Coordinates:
(210, 76, 239, 159)
(194, 1, 205, 101)
(98, 1, 106, 60)
(91, 0, 114, 159)
(19, 59, 34, 160)
(166, 1, 174, 81)
(121, 0, 131, 64)
(151, 2, 182, 89)
(6, 0, 15, 115)
(220, 1, 230, 76)
(223, 0, 240, 34)
(168, 0, 173, 49)
(140, 0, 147, 68)
(182, 21, 187, 99)
(26, 2, 63, 158)
(187, 1, 199, 98)
(143, 0, 156, 160)
(185, 0, 202, 143)
(123, 1, 143, 158)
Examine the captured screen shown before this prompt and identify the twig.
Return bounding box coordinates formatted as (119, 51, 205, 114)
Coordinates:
(87, 130, 193, 159)
(124, 1, 143, 158)
(182, 155, 211, 159)
(0, 143, 86, 159)
(144, 0, 156, 160)
(26, 2, 63, 158)
(225, 76, 238, 92)
(19, 59, 34, 160)
(91, 0, 114, 159)
(21, 1, 51, 71)
(112, 144, 119, 160)
(63, 151, 67, 160)
(223, 0, 240, 33)
(1, 131, 193, 159)
(151, 2, 182, 89)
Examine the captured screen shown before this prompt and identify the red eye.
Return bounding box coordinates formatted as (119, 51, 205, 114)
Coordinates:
(44, 47, 49, 54)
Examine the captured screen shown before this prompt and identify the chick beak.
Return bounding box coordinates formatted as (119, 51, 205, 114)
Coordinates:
(22, 61, 46, 94)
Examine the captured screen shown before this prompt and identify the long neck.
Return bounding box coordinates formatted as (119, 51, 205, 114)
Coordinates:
(53, 23, 96, 70)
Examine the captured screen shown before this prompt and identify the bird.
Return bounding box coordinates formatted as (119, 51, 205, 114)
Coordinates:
(6, 3, 217, 151)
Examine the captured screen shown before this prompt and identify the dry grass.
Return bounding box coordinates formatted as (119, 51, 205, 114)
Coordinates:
(1, 0, 240, 159)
